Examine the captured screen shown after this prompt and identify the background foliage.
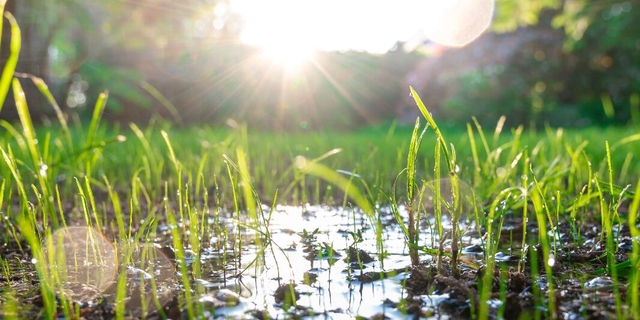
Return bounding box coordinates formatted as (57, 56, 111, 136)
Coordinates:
(419, 1, 640, 128)
(1, 0, 639, 129)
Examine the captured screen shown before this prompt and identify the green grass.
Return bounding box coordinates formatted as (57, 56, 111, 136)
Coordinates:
(3, 10, 640, 320)
(2, 95, 640, 318)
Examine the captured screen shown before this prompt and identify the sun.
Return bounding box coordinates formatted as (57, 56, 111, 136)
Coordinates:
(260, 41, 316, 71)
(232, 0, 319, 70)
(230, 0, 495, 56)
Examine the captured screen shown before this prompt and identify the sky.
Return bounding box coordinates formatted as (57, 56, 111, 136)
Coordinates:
(229, 0, 495, 55)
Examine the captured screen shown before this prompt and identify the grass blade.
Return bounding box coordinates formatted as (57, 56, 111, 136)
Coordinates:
(139, 79, 183, 125)
(13, 78, 40, 169)
(295, 156, 373, 217)
(0, 11, 20, 112)
(406, 117, 427, 266)
(410, 86, 452, 171)
(86, 91, 108, 149)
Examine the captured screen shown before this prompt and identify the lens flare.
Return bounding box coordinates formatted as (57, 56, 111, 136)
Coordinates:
(41, 227, 117, 301)
(40, 227, 176, 317)
(421, 0, 495, 47)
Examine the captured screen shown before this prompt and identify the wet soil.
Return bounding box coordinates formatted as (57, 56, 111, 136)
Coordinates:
(0, 204, 636, 319)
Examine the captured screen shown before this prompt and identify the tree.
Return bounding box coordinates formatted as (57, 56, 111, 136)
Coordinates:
(0, 0, 238, 120)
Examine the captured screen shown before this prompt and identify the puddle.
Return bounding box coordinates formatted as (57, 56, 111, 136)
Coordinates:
(183, 204, 474, 319)
(0, 203, 633, 319)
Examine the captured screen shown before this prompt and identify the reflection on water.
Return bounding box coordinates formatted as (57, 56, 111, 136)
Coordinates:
(41, 227, 117, 301)
(195, 204, 475, 318)
(29, 204, 480, 318)
(40, 227, 177, 317)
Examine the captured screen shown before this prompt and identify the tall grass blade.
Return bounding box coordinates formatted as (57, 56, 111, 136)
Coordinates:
(467, 123, 482, 187)
(12, 78, 59, 226)
(86, 90, 108, 149)
(161, 130, 185, 222)
(627, 179, 640, 318)
(12, 78, 40, 169)
(0, 12, 20, 112)
(531, 175, 557, 319)
(631, 93, 640, 125)
(407, 118, 426, 202)
(16, 212, 56, 319)
(410, 86, 452, 170)
(406, 117, 427, 266)
(1, 147, 27, 203)
(409, 88, 465, 277)
(601, 93, 615, 119)
(478, 186, 524, 319)
(139, 80, 183, 125)
(236, 147, 258, 222)
(296, 156, 373, 217)
(14, 73, 70, 133)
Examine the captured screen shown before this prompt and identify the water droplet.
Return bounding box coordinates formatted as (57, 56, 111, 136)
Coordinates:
(294, 156, 307, 169)
(39, 164, 48, 177)
(585, 276, 614, 289)
(547, 254, 555, 267)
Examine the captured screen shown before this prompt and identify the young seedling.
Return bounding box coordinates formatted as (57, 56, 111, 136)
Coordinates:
(409, 87, 467, 278)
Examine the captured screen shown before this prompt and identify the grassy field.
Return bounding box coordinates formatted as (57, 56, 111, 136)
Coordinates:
(4, 115, 639, 206)
(2, 82, 640, 318)
(3, 12, 640, 320)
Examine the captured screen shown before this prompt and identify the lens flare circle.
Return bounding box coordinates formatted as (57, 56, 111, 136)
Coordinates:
(421, 0, 495, 47)
(41, 227, 117, 301)
(41, 227, 177, 317)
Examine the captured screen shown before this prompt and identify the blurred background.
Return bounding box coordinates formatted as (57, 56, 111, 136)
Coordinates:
(1, 0, 639, 130)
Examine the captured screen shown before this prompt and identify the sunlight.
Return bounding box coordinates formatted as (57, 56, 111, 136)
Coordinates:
(231, 0, 495, 53)
(260, 42, 315, 70)
(235, 0, 317, 69)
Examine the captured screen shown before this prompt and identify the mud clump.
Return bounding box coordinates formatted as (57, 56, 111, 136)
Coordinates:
(345, 246, 375, 264)
(405, 264, 533, 319)
(405, 265, 439, 296)
(274, 283, 300, 306)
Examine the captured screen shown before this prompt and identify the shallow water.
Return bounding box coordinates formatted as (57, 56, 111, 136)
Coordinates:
(187, 204, 470, 319)
(0, 203, 629, 319)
